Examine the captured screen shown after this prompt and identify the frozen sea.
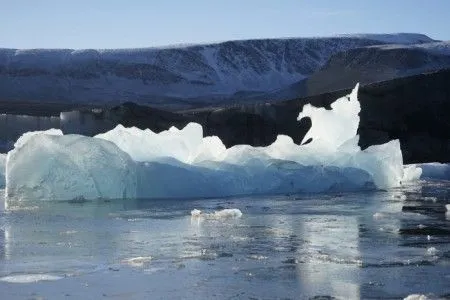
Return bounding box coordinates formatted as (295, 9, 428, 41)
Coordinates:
(0, 180, 449, 300)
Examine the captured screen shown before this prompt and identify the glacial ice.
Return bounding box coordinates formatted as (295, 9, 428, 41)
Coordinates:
(0, 153, 5, 188)
(6, 133, 137, 202)
(410, 163, 450, 180)
(3, 84, 426, 202)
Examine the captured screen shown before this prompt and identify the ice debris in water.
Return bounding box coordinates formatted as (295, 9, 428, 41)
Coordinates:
(121, 256, 153, 267)
(4, 84, 425, 202)
(0, 274, 63, 283)
(191, 208, 243, 219)
(426, 247, 439, 256)
(408, 162, 450, 180)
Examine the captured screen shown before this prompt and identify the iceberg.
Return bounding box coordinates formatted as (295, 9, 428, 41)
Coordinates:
(409, 163, 450, 180)
(5, 133, 137, 202)
(4, 84, 424, 203)
(0, 153, 5, 188)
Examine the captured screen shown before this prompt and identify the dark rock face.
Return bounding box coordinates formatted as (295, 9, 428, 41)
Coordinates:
(265, 42, 450, 103)
(60, 69, 450, 164)
(305, 45, 450, 97)
(357, 70, 450, 163)
(61, 102, 192, 136)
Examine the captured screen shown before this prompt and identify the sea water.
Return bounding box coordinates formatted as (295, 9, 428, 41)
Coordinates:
(0, 180, 449, 300)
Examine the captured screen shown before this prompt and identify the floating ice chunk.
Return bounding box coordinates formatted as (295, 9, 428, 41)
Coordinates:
(213, 208, 243, 218)
(402, 165, 423, 182)
(191, 208, 243, 219)
(248, 254, 268, 260)
(0, 274, 63, 283)
(445, 204, 450, 211)
(190, 209, 202, 217)
(121, 256, 153, 267)
(6, 133, 137, 202)
(373, 212, 385, 219)
(409, 163, 450, 180)
(426, 247, 439, 256)
(404, 294, 434, 300)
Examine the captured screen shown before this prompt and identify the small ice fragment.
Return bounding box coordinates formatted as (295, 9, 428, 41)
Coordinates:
(427, 235, 431, 241)
(248, 255, 268, 260)
(0, 274, 63, 283)
(422, 197, 437, 202)
(426, 247, 438, 256)
(60, 230, 78, 235)
(418, 224, 426, 229)
(445, 204, 450, 211)
(190, 208, 242, 219)
(373, 212, 384, 219)
(403, 294, 432, 300)
(392, 194, 407, 200)
(213, 208, 242, 218)
(190, 209, 202, 217)
(121, 256, 153, 267)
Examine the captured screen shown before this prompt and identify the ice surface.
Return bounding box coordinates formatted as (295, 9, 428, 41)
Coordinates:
(95, 123, 204, 164)
(4, 84, 424, 202)
(5, 133, 137, 202)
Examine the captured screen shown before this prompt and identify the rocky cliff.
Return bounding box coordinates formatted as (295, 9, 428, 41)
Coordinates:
(60, 69, 450, 164)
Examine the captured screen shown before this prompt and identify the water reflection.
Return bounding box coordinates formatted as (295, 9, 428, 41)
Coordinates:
(0, 182, 449, 299)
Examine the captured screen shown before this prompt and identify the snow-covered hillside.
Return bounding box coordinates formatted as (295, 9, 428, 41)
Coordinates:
(301, 40, 450, 96)
(0, 33, 437, 107)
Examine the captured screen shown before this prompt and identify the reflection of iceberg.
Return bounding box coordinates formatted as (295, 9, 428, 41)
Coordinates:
(4, 84, 422, 203)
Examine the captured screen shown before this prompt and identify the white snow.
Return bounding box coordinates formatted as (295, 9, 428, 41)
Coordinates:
(0, 34, 436, 105)
(335, 33, 435, 45)
(4, 84, 426, 202)
(369, 41, 450, 56)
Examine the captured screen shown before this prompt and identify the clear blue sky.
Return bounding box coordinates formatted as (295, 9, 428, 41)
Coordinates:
(1, 0, 449, 49)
